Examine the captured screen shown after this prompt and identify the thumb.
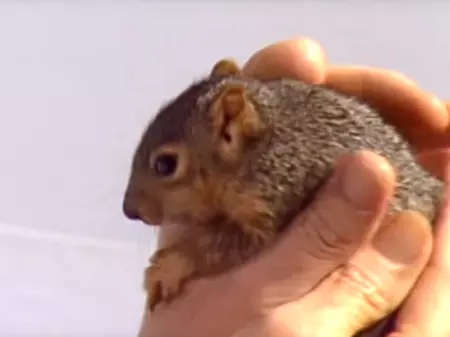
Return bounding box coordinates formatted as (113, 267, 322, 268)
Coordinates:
(299, 211, 432, 336)
(231, 212, 432, 337)
(236, 150, 395, 308)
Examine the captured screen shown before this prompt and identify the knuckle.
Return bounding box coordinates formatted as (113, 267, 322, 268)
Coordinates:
(337, 263, 391, 315)
(300, 201, 359, 260)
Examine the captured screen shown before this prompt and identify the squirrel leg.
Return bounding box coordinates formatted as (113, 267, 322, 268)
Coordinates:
(145, 242, 196, 311)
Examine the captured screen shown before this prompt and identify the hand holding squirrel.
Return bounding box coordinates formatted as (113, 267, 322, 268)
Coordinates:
(132, 37, 450, 336)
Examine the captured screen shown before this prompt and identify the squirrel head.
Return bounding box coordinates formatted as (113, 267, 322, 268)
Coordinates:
(122, 59, 269, 228)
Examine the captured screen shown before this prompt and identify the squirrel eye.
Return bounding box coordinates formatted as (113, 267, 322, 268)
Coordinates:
(152, 153, 178, 177)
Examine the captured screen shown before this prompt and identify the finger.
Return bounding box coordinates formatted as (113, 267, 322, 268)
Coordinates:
(415, 102, 450, 178)
(242, 37, 327, 84)
(416, 148, 450, 180)
(325, 66, 449, 150)
(433, 179, 450, 268)
(390, 177, 450, 337)
(414, 102, 450, 178)
(236, 151, 395, 306)
(346, 211, 432, 335)
(389, 269, 450, 337)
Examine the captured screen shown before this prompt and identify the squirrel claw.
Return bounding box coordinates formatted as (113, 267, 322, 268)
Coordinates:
(145, 249, 195, 311)
(147, 279, 162, 312)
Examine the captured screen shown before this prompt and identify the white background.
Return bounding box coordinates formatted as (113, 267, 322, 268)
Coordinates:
(0, 2, 448, 336)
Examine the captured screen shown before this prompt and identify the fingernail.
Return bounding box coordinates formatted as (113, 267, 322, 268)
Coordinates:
(338, 153, 392, 211)
(372, 211, 431, 264)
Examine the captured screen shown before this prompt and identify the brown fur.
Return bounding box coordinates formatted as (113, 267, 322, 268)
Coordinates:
(123, 58, 443, 336)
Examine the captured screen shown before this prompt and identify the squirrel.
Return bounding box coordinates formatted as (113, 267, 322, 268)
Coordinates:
(122, 58, 444, 337)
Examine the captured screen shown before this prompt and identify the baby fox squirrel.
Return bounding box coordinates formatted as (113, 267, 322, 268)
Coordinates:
(123, 58, 443, 336)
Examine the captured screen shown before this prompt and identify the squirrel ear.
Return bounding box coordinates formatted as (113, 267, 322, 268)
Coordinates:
(211, 84, 266, 163)
(210, 58, 241, 77)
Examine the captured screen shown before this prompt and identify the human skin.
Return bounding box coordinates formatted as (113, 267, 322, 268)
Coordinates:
(138, 38, 450, 337)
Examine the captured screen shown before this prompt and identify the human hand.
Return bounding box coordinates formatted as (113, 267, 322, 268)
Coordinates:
(138, 37, 449, 337)
(243, 38, 450, 337)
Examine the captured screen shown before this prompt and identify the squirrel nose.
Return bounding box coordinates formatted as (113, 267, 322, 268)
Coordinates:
(122, 198, 141, 220)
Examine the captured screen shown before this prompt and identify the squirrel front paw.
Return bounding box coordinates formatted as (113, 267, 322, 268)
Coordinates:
(145, 248, 195, 311)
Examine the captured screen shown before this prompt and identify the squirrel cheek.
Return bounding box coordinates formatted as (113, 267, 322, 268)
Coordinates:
(160, 187, 213, 227)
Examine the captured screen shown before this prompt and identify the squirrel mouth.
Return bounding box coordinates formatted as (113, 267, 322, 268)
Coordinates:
(138, 213, 162, 226)
(144, 221, 162, 226)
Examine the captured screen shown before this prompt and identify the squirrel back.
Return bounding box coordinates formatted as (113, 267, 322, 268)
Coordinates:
(227, 76, 443, 227)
